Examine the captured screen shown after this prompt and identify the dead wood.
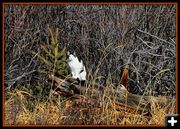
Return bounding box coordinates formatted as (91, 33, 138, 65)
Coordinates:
(49, 75, 172, 115)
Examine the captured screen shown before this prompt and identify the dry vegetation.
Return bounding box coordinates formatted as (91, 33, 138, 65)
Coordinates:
(3, 4, 176, 126)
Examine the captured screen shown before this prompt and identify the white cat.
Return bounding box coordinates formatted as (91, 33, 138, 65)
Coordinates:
(67, 51, 87, 84)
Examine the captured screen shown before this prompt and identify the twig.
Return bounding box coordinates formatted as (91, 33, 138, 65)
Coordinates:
(137, 29, 175, 47)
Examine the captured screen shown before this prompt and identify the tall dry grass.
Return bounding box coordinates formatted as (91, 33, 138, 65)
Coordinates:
(4, 79, 175, 125)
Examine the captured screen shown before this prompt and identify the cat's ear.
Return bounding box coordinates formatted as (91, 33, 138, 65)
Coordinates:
(73, 52, 76, 57)
(67, 51, 70, 56)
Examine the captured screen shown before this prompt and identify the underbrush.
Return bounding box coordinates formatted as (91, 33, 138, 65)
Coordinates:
(4, 84, 175, 126)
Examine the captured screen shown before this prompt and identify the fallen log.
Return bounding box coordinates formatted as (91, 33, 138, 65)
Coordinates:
(48, 73, 173, 115)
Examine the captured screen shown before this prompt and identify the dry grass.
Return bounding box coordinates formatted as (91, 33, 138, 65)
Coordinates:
(4, 83, 175, 126)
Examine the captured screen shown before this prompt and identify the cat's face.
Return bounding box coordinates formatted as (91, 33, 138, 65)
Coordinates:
(68, 53, 77, 62)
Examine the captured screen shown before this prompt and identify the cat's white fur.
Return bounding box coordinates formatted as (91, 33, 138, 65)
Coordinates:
(67, 52, 87, 81)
